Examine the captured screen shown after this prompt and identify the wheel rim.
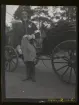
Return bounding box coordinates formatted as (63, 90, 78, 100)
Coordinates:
(52, 40, 76, 85)
(5, 46, 18, 72)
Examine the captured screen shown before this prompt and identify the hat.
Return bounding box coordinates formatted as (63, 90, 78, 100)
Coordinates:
(21, 6, 34, 16)
(14, 6, 34, 20)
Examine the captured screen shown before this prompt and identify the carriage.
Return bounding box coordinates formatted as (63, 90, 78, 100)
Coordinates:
(5, 20, 76, 85)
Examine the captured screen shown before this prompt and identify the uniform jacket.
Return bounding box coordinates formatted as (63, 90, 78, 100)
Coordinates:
(21, 37, 36, 62)
(22, 20, 37, 35)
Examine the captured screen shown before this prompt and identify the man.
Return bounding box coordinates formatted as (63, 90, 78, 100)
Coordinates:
(21, 35, 36, 82)
(20, 7, 37, 82)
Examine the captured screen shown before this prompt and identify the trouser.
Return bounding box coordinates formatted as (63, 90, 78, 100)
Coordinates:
(25, 61, 35, 79)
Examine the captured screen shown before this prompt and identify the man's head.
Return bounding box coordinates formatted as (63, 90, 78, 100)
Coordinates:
(21, 11, 29, 21)
(21, 6, 33, 21)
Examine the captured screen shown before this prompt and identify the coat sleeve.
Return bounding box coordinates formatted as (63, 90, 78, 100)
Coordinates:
(21, 37, 36, 61)
(27, 43, 36, 60)
(21, 37, 31, 54)
(21, 37, 24, 51)
(21, 37, 28, 51)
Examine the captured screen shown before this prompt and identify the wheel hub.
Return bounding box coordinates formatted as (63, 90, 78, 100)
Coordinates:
(68, 59, 76, 68)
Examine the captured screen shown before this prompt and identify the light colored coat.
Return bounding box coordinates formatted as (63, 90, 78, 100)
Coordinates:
(21, 37, 36, 62)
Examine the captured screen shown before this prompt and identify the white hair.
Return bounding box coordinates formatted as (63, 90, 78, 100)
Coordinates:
(23, 35, 28, 38)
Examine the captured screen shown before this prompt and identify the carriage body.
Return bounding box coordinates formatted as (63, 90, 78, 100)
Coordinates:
(42, 30, 76, 55)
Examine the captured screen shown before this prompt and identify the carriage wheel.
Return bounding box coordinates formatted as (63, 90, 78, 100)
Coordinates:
(51, 40, 76, 85)
(5, 46, 18, 72)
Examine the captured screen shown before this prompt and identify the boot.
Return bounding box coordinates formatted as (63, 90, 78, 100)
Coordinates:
(31, 63, 36, 82)
(22, 62, 31, 81)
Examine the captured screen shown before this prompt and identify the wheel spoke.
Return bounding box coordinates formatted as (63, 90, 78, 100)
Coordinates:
(10, 55, 17, 61)
(54, 55, 69, 61)
(5, 51, 10, 60)
(62, 56, 69, 61)
(11, 59, 16, 65)
(56, 65, 68, 71)
(68, 50, 71, 56)
(69, 50, 74, 59)
(5, 61, 9, 70)
(73, 68, 76, 75)
(10, 60, 15, 67)
(8, 62, 10, 71)
(61, 66, 70, 77)
(68, 67, 72, 83)
(53, 62, 68, 63)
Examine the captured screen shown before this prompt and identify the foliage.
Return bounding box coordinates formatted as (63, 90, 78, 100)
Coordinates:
(59, 6, 76, 22)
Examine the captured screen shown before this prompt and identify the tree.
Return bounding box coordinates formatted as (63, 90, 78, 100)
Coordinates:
(31, 6, 50, 28)
(60, 6, 76, 22)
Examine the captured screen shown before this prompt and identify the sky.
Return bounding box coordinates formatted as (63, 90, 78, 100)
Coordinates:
(6, 5, 64, 26)
(6, 5, 19, 26)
